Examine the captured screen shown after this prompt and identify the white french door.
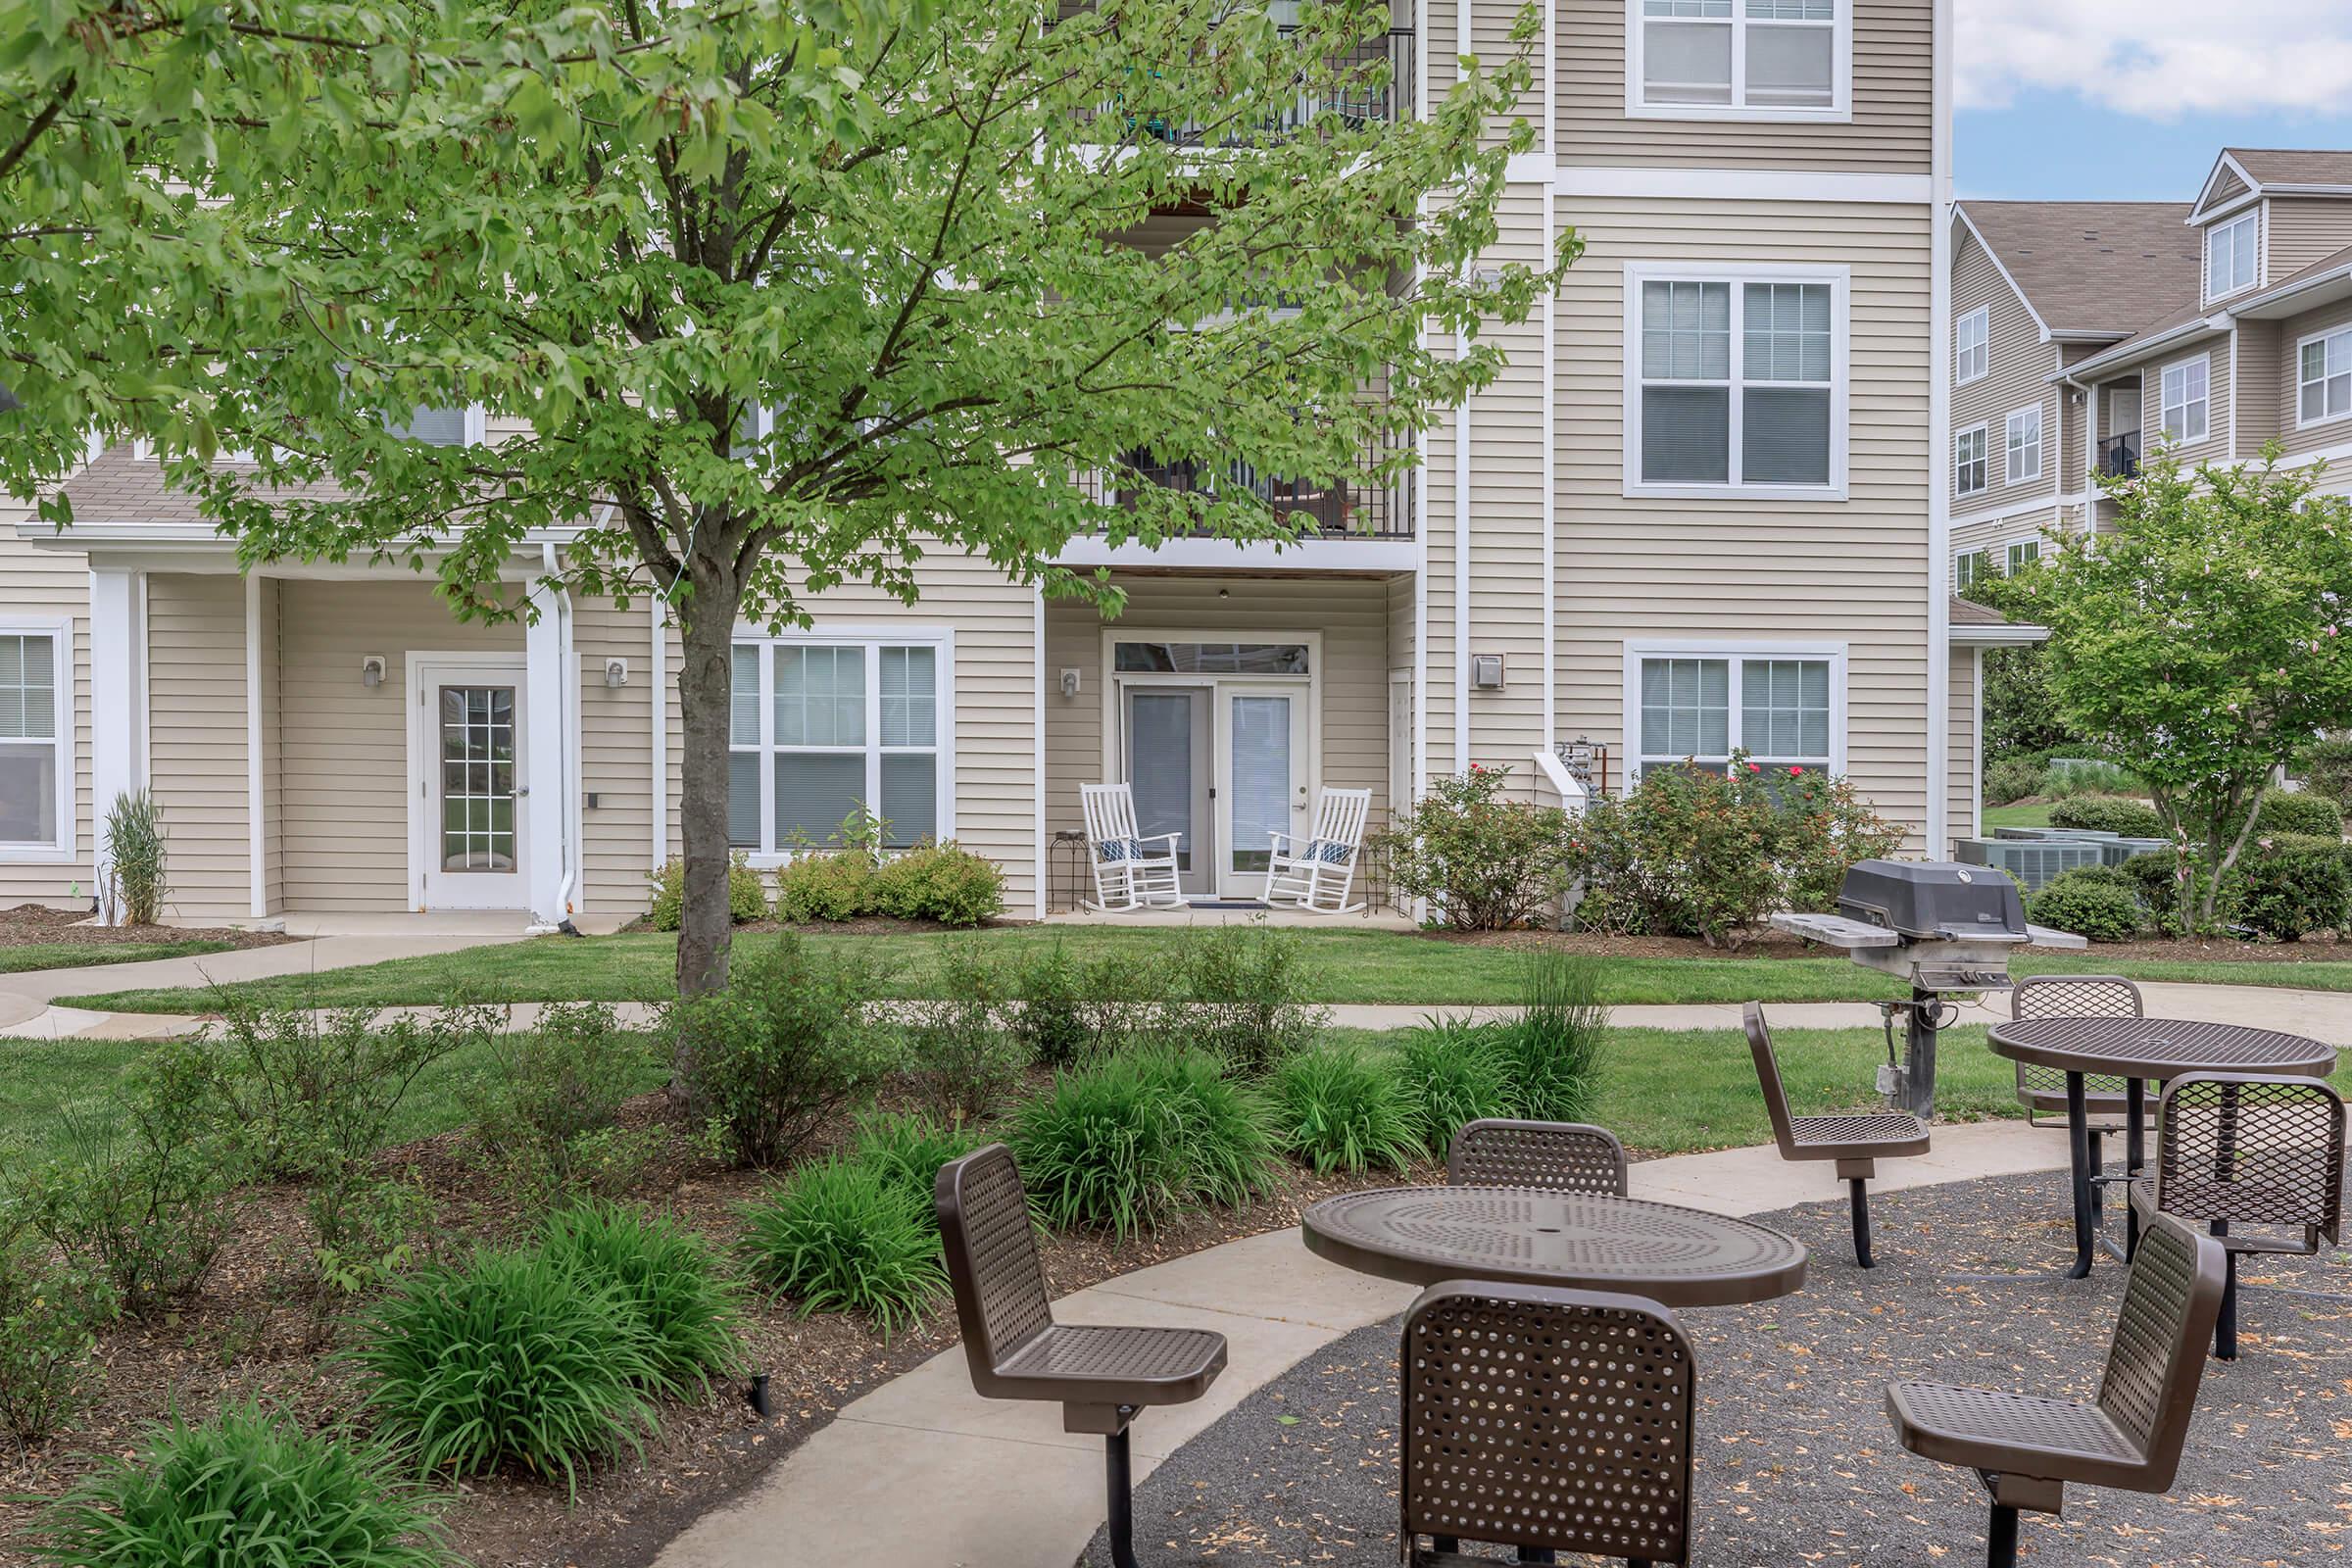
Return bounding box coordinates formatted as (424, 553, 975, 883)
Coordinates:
(1122, 685, 1214, 896)
(1216, 682, 1309, 895)
(410, 655, 529, 909)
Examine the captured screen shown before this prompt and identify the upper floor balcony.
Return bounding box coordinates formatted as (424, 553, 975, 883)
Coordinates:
(1080, 420, 1415, 542)
(2097, 430, 2139, 480)
(1077, 24, 1416, 147)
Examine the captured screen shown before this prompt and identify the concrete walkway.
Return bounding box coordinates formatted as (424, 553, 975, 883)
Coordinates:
(650, 1117, 2078, 1568)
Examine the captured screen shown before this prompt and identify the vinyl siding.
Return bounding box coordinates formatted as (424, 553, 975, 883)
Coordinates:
(574, 597, 662, 913)
(1950, 505, 2063, 567)
(144, 574, 251, 920)
(2266, 199, 2352, 280)
(1555, 0, 1932, 174)
(1951, 227, 2057, 515)
(1551, 197, 1935, 843)
(2232, 318, 2282, 459)
(2058, 341, 2099, 494)
(0, 525, 92, 906)
(2277, 295, 2352, 459)
(1947, 643, 1977, 854)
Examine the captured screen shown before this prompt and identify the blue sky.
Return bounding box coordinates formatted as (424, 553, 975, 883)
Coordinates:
(1954, 0, 2352, 202)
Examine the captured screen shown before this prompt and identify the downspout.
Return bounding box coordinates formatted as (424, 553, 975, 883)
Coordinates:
(650, 593, 667, 871)
(543, 542, 579, 932)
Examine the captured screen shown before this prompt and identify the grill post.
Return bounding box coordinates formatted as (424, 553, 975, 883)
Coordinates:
(1896, 985, 1939, 1121)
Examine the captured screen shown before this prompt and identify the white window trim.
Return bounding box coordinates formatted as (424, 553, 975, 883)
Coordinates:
(2159, 353, 2212, 445)
(1955, 306, 1988, 386)
(2296, 323, 2352, 431)
(1623, 0, 1853, 122)
(0, 615, 76, 863)
(1953, 547, 1991, 591)
(1621, 638, 1849, 782)
(2203, 210, 2260, 307)
(2003, 402, 2043, 484)
(1953, 421, 1989, 499)
(727, 623, 956, 867)
(2003, 537, 2041, 573)
(1621, 261, 1851, 502)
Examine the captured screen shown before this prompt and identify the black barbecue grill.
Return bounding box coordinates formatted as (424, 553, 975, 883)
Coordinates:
(1772, 859, 2086, 1119)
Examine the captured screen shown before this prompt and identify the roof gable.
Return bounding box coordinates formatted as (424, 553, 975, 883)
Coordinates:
(1953, 201, 2200, 339)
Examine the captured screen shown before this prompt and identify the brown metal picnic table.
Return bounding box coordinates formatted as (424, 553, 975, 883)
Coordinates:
(1985, 1014, 2338, 1279)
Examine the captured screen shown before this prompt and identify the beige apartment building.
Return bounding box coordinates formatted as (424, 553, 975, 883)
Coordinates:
(2, 0, 1975, 929)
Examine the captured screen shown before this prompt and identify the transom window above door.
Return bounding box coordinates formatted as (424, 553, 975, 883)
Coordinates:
(1633, 648, 1841, 779)
(728, 635, 950, 858)
(1112, 641, 1310, 675)
(1631, 0, 1846, 118)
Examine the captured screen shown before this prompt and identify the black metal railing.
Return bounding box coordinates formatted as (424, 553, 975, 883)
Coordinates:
(2097, 429, 2139, 479)
(1080, 423, 1416, 540)
(1080, 26, 1416, 147)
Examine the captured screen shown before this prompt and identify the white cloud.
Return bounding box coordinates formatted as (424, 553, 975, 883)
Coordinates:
(1959, 0, 2352, 118)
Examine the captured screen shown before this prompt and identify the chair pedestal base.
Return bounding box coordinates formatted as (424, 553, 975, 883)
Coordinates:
(1837, 1158, 1880, 1269)
(1105, 1425, 1138, 1568)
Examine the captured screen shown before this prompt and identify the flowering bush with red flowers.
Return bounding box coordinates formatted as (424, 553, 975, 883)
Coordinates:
(1370, 765, 1573, 930)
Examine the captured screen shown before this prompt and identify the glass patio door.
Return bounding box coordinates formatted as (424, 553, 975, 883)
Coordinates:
(1122, 685, 1213, 896)
(413, 657, 529, 909)
(1217, 682, 1308, 894)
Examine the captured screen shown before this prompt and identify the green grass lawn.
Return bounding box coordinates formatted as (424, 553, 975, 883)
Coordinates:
(1981, 801, 2054, 830)
(61, 924, 2352, 1015)
(0, 939, 236, 975)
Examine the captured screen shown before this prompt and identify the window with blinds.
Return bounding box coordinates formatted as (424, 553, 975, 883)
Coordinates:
(0, 631, 62, 851)
(1635, 272, 1839, 492)
(1636, 650, 1838, 779)
(1633, 0, 1841, 115)
(727, 637, 947, 857)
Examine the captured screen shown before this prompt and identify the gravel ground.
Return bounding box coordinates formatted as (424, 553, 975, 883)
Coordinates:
(1082, 1170, 2352, 1566)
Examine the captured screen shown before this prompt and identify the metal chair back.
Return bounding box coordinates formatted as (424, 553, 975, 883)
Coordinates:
(936, 1144, 1055, 1396)
(2093, 1212, 2228, 1487)
(1447, 1119, 1628, 1196)
(1400, 1282, 1695, 1564)
(1742, 1002, 1800, 1158)
(2011, 974, 2141, 1102)
(2153, 1073, 2345, 1245)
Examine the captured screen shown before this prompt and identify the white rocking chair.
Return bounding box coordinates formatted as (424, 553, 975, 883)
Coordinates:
(1264, 787, 1371, 914)
(1080, 783, 1186, 912)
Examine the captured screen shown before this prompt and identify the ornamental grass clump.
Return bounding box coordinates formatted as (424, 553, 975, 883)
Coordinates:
(30, 1403, 456, 1568)
(850, 1110, 982, 1223)
(540, 1201, 744, 1396)
(1501, 955, 1608, 1125)
(1270, 1044, 1421, 1175)
(735, 1158, 947, 1336)
(1010, 1049, 1278, 1238)
(1395, 1017, 1518, 1158)
(346, 1245, 660, 1496)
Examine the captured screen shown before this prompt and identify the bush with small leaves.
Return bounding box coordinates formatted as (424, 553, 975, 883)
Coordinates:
(1371, 763, 1573, 930)
(540, 1201, 743, 1396)
(2299, 737, 2352, 811)
(1012, 942, 1172, 1067)
(1171, 921, 1327, 1074)
(2231, 834, 2351, 941)
(900, 941, 1028, 1125)
(1010, 1050, 1278, 1238)
(1395, 1018, 1518, 1158)
(736, 1158, 946, 1336)
(30, 1404, 457, 1568)
(647, 853, 770, 930)
(868, 842, 1005, 926)
(1983, 757, 2042, 806)
(465, 1005, 662, 1206)
(2046, 796, 2168, 839)
(2253, 788, 2345, 841)
(346, 1245, 659, 1496)
(1271, 1045, 1420, 1175)
(772, 852, 875, 923)
(0, 1234, 115, 1451)
(2027, 867, 2147, 944)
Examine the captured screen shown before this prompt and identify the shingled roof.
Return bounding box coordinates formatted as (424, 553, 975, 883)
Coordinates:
(2222, 148, 2352, 188)
(1957, 201, 2200, 339)
(58, 443, 353, 527)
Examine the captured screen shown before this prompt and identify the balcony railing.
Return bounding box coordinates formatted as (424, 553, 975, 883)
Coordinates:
(1080, 26, 1416, 147)
(2097, 429, 2139, 479)
(1080, 424, 1415, 541)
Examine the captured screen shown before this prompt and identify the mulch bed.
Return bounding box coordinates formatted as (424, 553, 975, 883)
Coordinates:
(0, 902, 295, 955)
(1427, 927, 2352, 963)
(1080, 1169, 2352, 1566)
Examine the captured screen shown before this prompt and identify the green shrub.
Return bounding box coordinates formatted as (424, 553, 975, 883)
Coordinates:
(2038, 759, 2140, 800)
(1010, 1050, 1278, 1238)
(1171, 921, 1327, 1074)
(1270, 1045, 1420, 1175)
(647, 853, 770, 930)
(30, 1404, 455, 1568)
(464, 1004, 661, 1206)
(2027, 868, 2146, 943)
(102, 789, 169, 926)
(773, 852, 874, 923)
(540, 1201, 743, 1395)
(1370, 764, 1573, 930)
(0, 1234, 114, 1450)
(348, 1244, 659, 1495)
(736, 1158, 945, 1335)
(1500, 955, 1608, 1124)
(1771, 766, 1908, 912)
(1984, 757, 2042, 806)
(868, 843, 1005, 926)
(2233, 833, 2351, 940)
(901, 941, 1028, 1125)
(1013, 942, 1175, 1067)
(2298, 737, 2352, 809)
(2254, 788, 2345, 840)
(666, 935, 898, 1168)
(1009, 940, 1088, 1068)
(1396, 1017, 1517, 1159)
(849, 1110, 982, 1222)
(2046, 797, 2168, 838)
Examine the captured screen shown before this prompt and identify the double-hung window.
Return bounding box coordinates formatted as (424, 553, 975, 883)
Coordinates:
(0, 626, 68, 858)
(385, 406, 477, 446)
(1632, 646, 1843, 779)
(727, 633, 951, 858)
(1954, 548, 1992, 591)
(1628, 267, 1845, 497)
(2005, 539, 2040, 574)
(1953, 424, 1988, 497)
(2205, 212, 2258, 301)
(2160, 355, 2210, 444)
(1955, 307, 1988, 385)
(2004, 404, 2042, 484)
(1632, 0, 1845, 117)
(2299, 326, 2352, 426)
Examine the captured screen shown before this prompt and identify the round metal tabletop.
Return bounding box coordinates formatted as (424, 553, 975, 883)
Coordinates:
(1299, 1186, 1809, 1306)
(1986, 1015, 2337, 1082)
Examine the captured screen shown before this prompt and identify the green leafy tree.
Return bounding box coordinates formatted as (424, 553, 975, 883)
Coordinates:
(2013, 447, 2352, 930)
(4, 0, 1566, 1000)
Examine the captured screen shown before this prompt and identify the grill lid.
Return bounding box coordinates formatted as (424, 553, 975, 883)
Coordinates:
(1836, 858, 2028, 941)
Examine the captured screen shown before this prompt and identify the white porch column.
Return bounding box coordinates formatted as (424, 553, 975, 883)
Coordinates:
(522, 563, 574, 932)
(87, 566, 146, 922)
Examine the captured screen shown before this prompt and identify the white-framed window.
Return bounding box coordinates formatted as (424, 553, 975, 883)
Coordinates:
(2005, 538, 2040, 574)
(0, 621, 72, 860)
(1953, 423, 1989, 497)
(1624, 264, 1848, 499)
(2205, 211, 2258, 301)
(2003, 403, 2043, 483)
(2159, 354, 2210, 444)
(725, 629, 954, 861)
(386, 405, 483, 446)
(1954, 548, 1992, 591)
(1955, 306, 1988, 386)
(2298, 325, 2352, 426)
(1627, 0, 1849, 120)
(1626, 641, 1847, 780)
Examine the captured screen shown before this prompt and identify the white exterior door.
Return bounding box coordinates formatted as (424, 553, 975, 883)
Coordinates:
(1216, 681, 1309, 896)
(410, 655, 529, 909)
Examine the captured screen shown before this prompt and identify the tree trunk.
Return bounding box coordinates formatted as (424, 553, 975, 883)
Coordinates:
(674, 575, 747, 1001)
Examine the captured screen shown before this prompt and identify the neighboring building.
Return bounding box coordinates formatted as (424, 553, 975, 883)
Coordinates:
(2, 0, 1972, 928)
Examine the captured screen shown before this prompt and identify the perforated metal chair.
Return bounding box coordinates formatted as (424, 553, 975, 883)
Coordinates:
(2127, 1072, 2345, 1359)
(1446, 1118, 1629, 1196)
(1745, 1002, 1930, 1267)
(1401, 1281, 1695, 1567)
(1886, 1212, 2227, 1568)
(2011, 975, 2147, 1225)
(936, 1145, 1227, 1568)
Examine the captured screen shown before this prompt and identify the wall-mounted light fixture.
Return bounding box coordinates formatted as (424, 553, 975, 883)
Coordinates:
(361, 655, 386, 689)
(1471, 654, 1505, 690)
(1060, 667, 1082, 699)
(605, 658, 629, 688)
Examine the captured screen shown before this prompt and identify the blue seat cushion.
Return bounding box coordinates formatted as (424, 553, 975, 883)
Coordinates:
(1314, 840, 1351, 864)
(1098, 837, 1145, 862)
